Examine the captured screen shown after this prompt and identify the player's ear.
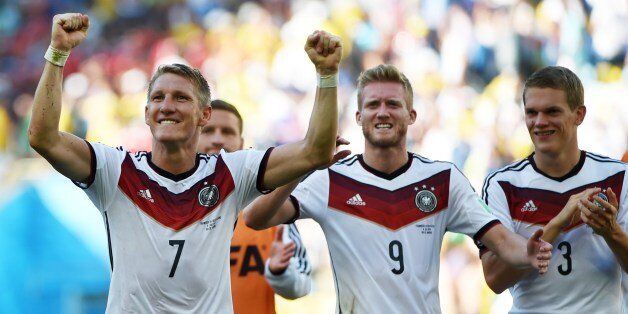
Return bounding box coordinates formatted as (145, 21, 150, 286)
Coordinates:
(356, 110, 362, 126)
(574, 105, 586, 126)
(144, 105, 149, 125)
(408, 108, 417, 125)
(199, 105, 212, 127)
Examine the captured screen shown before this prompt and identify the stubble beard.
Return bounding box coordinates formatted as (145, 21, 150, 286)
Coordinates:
(363, 125, 407, 148)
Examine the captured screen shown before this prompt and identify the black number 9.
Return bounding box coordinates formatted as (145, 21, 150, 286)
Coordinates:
(389, 240, 404, 274)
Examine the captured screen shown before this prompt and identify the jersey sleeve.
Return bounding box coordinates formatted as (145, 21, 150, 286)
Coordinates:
(220, 148, 273, 212)
(73, 141, 127, 213)
(615, 165, 628, 229)
(481, 173, 515, 232)
(289, 170, 329, 221)
(475, 172, 515, 256)
(264, 224, 312, 299)
(445, 165, 500, 239)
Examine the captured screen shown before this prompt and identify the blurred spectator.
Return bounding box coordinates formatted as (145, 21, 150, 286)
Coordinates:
(1, 1, 626, 313)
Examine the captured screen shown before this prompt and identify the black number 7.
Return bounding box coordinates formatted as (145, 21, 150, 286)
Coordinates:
(169, 240, 185, 277)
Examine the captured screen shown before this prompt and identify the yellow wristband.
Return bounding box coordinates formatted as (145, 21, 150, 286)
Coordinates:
(44, 46, 70, 67)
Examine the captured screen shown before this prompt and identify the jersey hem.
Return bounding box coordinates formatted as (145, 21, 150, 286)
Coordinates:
(473, 219, 501, 243)
(71, 140, 97, 189)
(256, 147, 275, 194)
(285, 195, 301, 224)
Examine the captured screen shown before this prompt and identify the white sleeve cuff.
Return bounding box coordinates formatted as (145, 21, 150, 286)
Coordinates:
(264, 258, 311, 299)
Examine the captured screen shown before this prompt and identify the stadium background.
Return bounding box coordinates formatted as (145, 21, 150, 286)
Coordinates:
(0, 0, 626, 313)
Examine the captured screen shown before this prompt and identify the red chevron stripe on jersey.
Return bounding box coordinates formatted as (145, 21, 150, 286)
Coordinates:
(327, 169, 450, 230)
(118, 154, 236, 231)
(500, 171, 624, 229)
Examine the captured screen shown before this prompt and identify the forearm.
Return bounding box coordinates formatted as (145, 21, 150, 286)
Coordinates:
(29, 62, 64, 149)
(302, 85, 337, 166)
(495, 236, 532, 268)
(483, 229, 532, 269)
(541, 220, 564, 244)
(243, 180, 300, 230)
(603, 227, 628, 272)
(481, 251, 528, 293)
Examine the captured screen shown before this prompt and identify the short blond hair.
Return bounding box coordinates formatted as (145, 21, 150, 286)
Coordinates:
(356, 64, 413, 110)
(147, 64, 211, 108)
(523, 66, 583, 111)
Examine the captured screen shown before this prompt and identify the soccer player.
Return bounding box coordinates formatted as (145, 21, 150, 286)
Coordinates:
(198, 99, 312, 313)
(479, 66, 628, 313)
(242, 64, 553, 313)
(29, 13, 342, 312)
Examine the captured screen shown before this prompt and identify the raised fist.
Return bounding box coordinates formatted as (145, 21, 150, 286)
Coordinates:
(304, 30, 342, 76)
(50, 13, 90, 52)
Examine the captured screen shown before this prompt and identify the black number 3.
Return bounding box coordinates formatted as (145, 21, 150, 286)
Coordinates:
(169, 240, 185, 277)
(557, 241, 571, 275)
(389, 240, 404, 274)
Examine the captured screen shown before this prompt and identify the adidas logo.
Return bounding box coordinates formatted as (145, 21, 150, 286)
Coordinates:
(138, 189, 155, 203)
(346, 194, 366, 206)
(521, 200, 537, 212)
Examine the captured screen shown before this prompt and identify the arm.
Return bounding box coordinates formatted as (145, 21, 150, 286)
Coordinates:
(480, 250, 528, 294)
(480, 188, 600, 293)
(481, 219, 560, 293)
(245, 137, 350, 230)
(264, 224, 312, 299)
(244, 181, 301, 230)
(480, 225, 552, 271)
(29, 13, 92, 182)
(480, 227, 549, 293)
(602, 227, 628, 272)
(542, 188, 601, 243)
(580, 187, 628, 272)
(261, 31, 342, 189)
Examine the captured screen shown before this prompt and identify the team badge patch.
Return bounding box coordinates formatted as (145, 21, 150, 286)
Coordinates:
(415, 189, 437, 213)
(198, 185, 220, 207)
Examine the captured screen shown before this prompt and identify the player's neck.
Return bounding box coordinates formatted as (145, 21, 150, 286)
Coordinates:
(533, 145, 582, 178)
(151, 142, 198, 175)
(362, 145, 409, 174)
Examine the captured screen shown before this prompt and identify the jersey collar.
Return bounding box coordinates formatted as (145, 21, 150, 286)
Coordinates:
(527, 150, 586, 182)
(358, 152, 413, 180)
(146, 152, 201, 182)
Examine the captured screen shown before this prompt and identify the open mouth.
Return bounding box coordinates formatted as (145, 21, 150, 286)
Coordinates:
(375, 123, 392, 129)
(534, 130, 555, 136)
(158, 119, 180, 125)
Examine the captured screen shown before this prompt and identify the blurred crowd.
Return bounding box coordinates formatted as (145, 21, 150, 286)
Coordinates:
(1, 0, 627, 313)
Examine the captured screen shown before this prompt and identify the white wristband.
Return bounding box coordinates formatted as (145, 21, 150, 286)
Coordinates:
(317, 73, 338, 88)
(44, 46, 70, 67)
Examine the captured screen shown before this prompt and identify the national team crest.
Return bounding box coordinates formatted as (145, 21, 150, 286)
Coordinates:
(415, 189, 437, 213)
(198, 185, 220, 207)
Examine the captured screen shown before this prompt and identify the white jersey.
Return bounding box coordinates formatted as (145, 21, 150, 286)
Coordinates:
(481, 151, 627, 314)
(623, 275, 628, 314)
(77, 142, 271, 313)
(290, 153, 499, 313)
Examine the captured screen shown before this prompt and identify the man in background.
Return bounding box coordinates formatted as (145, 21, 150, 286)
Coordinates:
(199, 99, 311, 313)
